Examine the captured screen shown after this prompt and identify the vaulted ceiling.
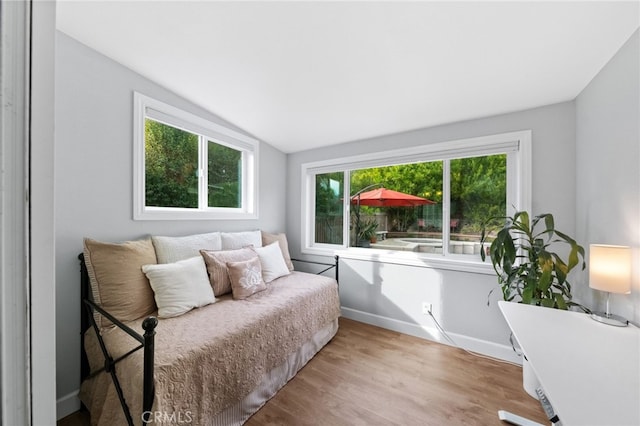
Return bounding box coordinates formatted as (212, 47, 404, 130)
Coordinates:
(57, 1, 639, 153)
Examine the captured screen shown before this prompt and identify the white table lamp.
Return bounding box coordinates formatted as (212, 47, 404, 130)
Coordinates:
(589, 244, 631, 326)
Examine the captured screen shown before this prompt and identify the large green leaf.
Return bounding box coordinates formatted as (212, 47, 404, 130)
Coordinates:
(538, 268, 552, 292)
(555, 293, 568, 310)
(543, 214, 554, 233)
(514, 211, 530, 234)
(567, 245, 580, 271)
(552, 254, 568, 284)
(540, 298, 554, 308)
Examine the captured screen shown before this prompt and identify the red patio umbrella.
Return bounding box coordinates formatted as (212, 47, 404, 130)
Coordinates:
(351, 187, 435, 207)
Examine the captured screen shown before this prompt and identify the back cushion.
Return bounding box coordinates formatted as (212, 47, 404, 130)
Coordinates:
(200, 247, 256, 296)
(221, 230, 262, 250)
(152, 232, 222, 264)
(83, 238, 157, 329)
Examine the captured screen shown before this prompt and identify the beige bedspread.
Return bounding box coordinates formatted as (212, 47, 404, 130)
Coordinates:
(80, 271, 341, 425)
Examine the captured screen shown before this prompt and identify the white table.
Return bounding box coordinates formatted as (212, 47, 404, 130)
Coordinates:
(499, 301, 640, 426)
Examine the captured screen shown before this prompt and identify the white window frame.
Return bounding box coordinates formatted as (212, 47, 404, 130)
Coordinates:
(301, 130, 531, 273)
(133, 92, 259, 220)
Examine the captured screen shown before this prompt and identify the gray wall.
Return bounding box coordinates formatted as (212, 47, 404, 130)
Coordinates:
(575, 30, 640, 325)
(287, 101, 577, 357)
(55, 32, 287, 404)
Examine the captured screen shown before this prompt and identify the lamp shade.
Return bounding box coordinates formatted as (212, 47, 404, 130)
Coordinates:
(589, 244, 631, 294)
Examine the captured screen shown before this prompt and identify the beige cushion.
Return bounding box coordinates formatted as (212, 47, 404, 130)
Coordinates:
(200, 247, 256, 296)
(227, 256, 267, 300)
(221, 230, 262, 250)
(152, 232, 222, 264)
(83, 238, 157, 329)
(261, 231, 294, 271)
(252, 241, 291, 283)
(142, 256, 215, 318)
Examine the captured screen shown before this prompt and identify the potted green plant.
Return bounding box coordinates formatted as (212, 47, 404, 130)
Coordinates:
(480, 211, 586, 311)
(357, 218, 379, 248)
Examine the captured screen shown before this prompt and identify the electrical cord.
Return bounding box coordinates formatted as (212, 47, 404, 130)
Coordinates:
(427, 309, 522, 367)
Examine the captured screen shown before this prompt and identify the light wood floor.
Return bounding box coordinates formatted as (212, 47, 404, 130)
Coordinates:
(59, 317, 546, 425)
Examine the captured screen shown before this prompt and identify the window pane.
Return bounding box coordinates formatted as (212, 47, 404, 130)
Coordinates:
(315, 173, 344, 245)
(350, 162, 443, 251)
(208, 142, 242, 208)
(145, 119, 198, 208)
(450, 154, 506, 255)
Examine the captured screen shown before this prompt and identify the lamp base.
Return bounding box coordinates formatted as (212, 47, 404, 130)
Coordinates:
(590, 312, 628, 327)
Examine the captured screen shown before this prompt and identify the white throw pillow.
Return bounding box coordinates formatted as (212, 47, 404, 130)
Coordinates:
(152, 232, 222, 264)
(261, 231, 295, 271)
(221, 230, 262, 250)
(142, 256, 215, 318)
(252, 241, 291, 283)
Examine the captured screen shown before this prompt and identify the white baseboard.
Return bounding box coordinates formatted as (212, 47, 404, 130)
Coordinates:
(341, 307, 522, 365)
(57, 390, 81, 420)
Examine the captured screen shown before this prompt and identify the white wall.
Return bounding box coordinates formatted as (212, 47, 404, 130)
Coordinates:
(54, 32, 288, 416)
(575, 30, 640, 325)
(287, 101, 577, 359)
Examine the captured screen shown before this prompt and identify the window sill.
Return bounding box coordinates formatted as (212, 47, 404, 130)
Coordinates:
(134, 207, 258, 221)
(303, 246, 495, 275)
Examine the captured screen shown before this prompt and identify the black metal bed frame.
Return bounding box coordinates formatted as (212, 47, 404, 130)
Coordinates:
(79, 253, 339, 426)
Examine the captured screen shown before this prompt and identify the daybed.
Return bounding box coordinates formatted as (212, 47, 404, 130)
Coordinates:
(78, 230, 340, 426)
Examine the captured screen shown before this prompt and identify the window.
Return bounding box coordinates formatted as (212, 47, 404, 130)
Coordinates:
(315, 172, 345, 245)
(134, 93, 258, 220)
(302, 131, 531, 269)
